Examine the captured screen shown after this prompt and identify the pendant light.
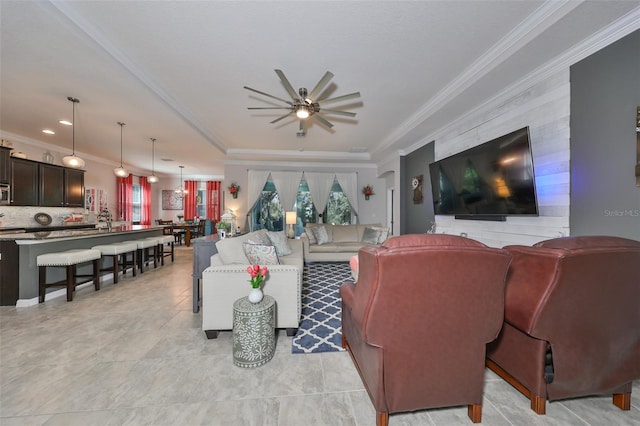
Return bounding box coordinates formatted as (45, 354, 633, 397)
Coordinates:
(174, 165, 187, 198)
(62, 96, 85, 168)
(147, 137, 159, 183)
(113, 121, 129, 178)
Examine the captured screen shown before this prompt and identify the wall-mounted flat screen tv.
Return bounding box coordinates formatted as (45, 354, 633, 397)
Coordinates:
(428, 126, 538, 220)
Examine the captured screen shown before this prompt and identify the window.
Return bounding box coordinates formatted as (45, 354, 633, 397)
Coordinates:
(324, 179, 352, 225)
(132, 184, 141, 224)
(294, 180, 316, 235)
(197, 189, 206, 218)
(250, 180, 283, 231)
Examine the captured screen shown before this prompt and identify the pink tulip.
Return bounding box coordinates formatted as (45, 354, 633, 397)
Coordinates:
(253, 264, 260, 272)
(251, 271, 258, 278)
(260, 266, 268, 276)
(246, 266, 253, 274)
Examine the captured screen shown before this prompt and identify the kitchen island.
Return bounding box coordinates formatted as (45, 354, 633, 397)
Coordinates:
(0, 225, 164, 306)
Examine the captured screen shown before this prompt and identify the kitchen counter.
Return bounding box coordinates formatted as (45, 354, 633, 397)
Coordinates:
(0, 225, 164, 306)
(0, 225, 162, 244)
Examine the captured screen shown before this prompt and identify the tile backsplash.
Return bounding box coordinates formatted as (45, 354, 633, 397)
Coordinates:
(0, 206, 91, 228)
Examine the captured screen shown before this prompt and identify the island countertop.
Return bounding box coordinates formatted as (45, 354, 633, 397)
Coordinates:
(0, 225, 165, 244)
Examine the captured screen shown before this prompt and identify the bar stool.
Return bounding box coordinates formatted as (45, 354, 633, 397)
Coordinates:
(135, 238, 159, 273)
(158, 235, 175, 265)
(91, 242, 138, 283)
(37, 249, 101, 303)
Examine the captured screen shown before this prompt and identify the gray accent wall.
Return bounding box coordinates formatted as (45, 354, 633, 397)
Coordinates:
(402, 142, 435, 234)
(570, 30, 640, 240)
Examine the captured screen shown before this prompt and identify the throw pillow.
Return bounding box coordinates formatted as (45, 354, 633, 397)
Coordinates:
(312, 225, 331, 245)
(243, 243, 280, 265)
(361, 226, 381, 244)
(266, 231, 293, 256)
(247, 229, 271, 245)
(304, 226, 317, 244)
(372, 226, 390, 244)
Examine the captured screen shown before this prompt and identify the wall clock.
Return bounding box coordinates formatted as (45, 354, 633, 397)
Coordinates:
(412, 174, 423, 204)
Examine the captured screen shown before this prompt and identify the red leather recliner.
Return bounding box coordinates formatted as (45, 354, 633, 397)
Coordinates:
(340, 234, 512, 425)
(487, 236, 640, 415)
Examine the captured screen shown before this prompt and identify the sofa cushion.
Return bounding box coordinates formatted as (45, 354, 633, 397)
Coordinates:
(243, 243, 280, 265)
(333, 225, 358, 242)
(312, 225, 331, 245)
(362, 227, 381, 244)
(216, 233, 254, 264)
(309, 242, 364, 253)
(267, 231, 293, 256)
(305, 227, 317, 244)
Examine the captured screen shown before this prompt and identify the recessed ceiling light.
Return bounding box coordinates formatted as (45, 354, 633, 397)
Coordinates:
(42, 129, 55, 135)
(59, 120, 72, 126)
(161, 158, 174, 162)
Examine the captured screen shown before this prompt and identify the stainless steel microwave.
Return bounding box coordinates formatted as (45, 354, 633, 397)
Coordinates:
(0, 184, 9, 205)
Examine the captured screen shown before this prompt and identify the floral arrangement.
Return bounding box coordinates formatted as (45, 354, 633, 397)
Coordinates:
(228, 182, 240, 198)
(216, 221, 230, 231)
(246, 264, 268, 289)
(362, 185, 374, 200)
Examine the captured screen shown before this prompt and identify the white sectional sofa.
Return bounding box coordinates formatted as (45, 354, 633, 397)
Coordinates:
(201, 230, 303, 338)
(300, 223, 389, 262)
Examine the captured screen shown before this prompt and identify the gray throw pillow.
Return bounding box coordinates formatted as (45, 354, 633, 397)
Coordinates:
(266, 231, 293, 256)
(362, 227, 381, 244)
(312, 225, 331, 245)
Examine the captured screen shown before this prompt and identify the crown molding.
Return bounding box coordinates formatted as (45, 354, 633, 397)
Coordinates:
(225, 148, 371, 162)
(224, 158, 378, 170)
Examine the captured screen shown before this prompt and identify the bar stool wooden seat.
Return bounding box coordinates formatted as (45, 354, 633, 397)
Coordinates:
(135, 238, 159, 273)
(91, 242, 138, 283)
(37, 249, 101, 303)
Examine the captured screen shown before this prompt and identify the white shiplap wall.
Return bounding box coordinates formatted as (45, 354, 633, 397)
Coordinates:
(434, 70, 571, 247)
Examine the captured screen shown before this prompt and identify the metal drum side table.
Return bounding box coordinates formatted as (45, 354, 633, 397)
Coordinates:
(232, 295, 276, 368)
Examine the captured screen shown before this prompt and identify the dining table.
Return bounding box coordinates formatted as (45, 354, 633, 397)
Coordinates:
(172, 223, 202, 247)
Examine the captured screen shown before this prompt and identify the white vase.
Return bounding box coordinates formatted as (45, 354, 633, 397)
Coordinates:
(218, 229, 226, 239)
(248, 288, 263, 303)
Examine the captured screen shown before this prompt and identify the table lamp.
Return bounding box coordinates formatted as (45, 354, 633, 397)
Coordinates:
(285, 211, 297, 239)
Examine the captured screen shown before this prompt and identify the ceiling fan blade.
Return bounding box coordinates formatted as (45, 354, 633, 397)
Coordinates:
(270, 112, 293, 124)
(318, 92, 361, 106)
(244, 86, 293, 105)
(248, 107, 292, 110)
(306, 71, 334, 102)
(319, 108, 356, 117)
(274, 69, 299, 100)
(312, 114, 334, 128)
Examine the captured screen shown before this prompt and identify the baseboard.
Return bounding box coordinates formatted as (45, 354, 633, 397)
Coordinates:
(15, 272, 115, 308)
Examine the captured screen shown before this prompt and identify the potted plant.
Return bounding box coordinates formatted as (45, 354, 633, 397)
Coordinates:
(228, 182, 240, 199)
(216, 221, 231, 238)
(362, 185, 374, 201)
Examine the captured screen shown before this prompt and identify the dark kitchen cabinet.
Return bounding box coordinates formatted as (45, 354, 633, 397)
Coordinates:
(0, 146, 11, 184)
(40, 163, 65, 206)
(10, 157, 39, 205)
(10, 159, 84, 207)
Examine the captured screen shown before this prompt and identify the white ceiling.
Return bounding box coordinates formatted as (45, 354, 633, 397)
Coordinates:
(1, 1, 639, 180)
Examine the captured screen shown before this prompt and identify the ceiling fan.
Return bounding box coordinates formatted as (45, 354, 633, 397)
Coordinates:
(244, 69, 360, 137)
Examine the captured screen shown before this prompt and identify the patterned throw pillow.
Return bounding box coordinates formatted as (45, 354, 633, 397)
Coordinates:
(247, 229, 271, 245)
(266, 231, 293, 256)
(242, 243, 280, 265)
(361, 227, 381, 244)
(312, 225, 331, 245)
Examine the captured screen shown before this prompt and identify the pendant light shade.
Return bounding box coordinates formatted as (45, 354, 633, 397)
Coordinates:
(113, 121, 129, 178)
(147, 137, 159, 183)
(174, 165, 187, 198)
(62, 96, 85, 169)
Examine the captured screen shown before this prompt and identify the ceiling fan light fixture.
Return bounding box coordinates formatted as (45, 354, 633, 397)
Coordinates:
(63, 96, 85, 169)
(113, 121, 129, 178)
(174, 165, 187, 198)
(296, 105, 309, 119)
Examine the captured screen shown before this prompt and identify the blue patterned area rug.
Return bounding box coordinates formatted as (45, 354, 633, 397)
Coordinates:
(292, 262, 352, 354)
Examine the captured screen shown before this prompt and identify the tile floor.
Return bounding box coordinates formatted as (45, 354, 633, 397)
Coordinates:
(1, 246, 638, 425)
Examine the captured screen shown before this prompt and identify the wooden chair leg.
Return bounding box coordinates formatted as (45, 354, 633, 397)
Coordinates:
(613, 392, 631, 410)
(376, 412, 389, 426)
(342, 331, 348, 349)
(111, 254, 119, 283)
(39, 266, 46, 303)
(66, 265, 75, 302)
(468, 404, 482, 423)
(93, 259, 100, 291)
(170, 242, 174, 262)
(531, 394, 546, 414)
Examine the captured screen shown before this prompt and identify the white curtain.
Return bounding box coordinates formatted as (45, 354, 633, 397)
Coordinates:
(335, 172, 359, 223)
(247, 170, 272, 230)
(270, 171, 302, 212)
(304, 172, 335, 217)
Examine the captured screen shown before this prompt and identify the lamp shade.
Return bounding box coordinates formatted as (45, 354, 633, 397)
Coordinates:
(62, 155, 85, 168)
(285, 211, 297, 225)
